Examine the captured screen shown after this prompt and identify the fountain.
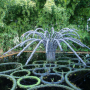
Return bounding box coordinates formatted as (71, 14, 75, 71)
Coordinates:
(3, 27, 90, 65)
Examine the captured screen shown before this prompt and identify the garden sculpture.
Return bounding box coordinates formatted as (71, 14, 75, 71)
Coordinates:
(3, 27, 90, 65)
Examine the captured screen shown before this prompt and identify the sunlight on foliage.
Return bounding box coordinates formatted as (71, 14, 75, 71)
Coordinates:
(43, 0, 57, 14)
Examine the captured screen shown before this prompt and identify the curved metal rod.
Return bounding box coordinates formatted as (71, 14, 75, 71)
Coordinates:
(46, 39, 49, 53)
(63, 38, 85, 47)
(54, 39, 63, 51)
(51, 27, 54, 38)
(17, 39, 41, 56)
(60, 30, 79, 38)
(26, 32, 44, 39)
(20, 38, 40, 47)
(34, 28, 45, 32)
(25, 40, 43, 65)
(59, 39, 86, 66)
(44, 31, 50, 39)
(33, 28, 45, 37)
(66, 40, 76, 49)
(3, 43, 22, 55)
(20, 31, 33, 41)
(21, 30, 32, 37)
(63, 33, 80, 38)
(54, 31, 63, 39)
(60, 28, 77, 32)
(64, 37, 90, 49)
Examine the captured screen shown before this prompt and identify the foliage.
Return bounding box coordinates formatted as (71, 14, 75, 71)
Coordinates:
(0, 0, 90, 51)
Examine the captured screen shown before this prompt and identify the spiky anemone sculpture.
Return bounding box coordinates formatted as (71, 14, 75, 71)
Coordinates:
(3, 27, 90, 65)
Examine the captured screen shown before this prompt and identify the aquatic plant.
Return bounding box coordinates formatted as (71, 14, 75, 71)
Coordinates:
(3, 27, 90, 65)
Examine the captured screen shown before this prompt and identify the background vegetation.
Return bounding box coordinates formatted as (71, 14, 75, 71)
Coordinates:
(0, 0, 90, 52)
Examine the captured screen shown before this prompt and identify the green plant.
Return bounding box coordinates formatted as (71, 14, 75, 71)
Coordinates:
(73, 64, 75, 68)
(68, 60, 71, 66)
(0, 0, 90, 52)
(51, 78, 54, 82)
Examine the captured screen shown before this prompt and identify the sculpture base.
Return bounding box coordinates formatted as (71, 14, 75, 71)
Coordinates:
(46, 52, 55, 62)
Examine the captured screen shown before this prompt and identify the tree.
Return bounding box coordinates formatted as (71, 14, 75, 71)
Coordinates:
(0, 0, 90, 51)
